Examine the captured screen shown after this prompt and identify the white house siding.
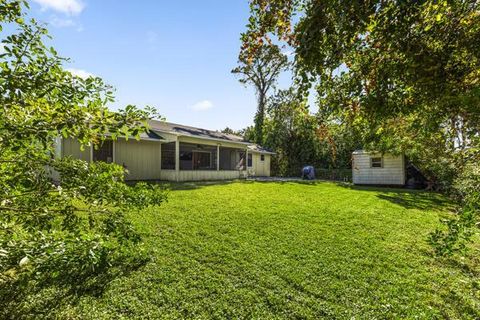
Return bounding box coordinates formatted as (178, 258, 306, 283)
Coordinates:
(178, 170, 240, 181)
(61, 135, 272, 181)
(352, 152, 405, 185)
(159, 170, 177, 181)
(62, 138, 90, 161)
(115, 138, 161, 180)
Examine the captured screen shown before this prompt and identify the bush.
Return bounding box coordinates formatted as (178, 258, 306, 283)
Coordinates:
(429, 162, 480, 256)
(0, 3, 167, 316)
(0, 157, 167, 317)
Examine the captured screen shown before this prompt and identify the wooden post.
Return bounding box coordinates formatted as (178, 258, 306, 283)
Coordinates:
(159, 143, 162, 170)
(245, 148, 248, 177)
(112, 140, 116, 164)
(217, 144, 220, 171)
(175, 138, 180, 182)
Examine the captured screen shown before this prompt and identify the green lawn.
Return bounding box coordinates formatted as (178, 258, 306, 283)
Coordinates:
(48, 182, 480, 318)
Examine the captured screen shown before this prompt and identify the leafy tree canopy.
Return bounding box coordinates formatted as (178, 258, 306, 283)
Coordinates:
(241, 0, 479, 255)
(0, 1, 166, 313)
(242, 0, 479, 157)
(232, 44, 289, 144)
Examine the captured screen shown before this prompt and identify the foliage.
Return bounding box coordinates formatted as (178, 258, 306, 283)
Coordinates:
(429, 161, 480, 256)
(241, 0, 480, 255)
(220, 126, 256, 142)
(0, 0, 166, 312)
(33, 181, 479, 318)
(262, 88, 361, 176)
(232, 44, 289, 144)
(238, 125, 256, 142)
(263, 88, 320, 175)
(220, 127, 237, 135)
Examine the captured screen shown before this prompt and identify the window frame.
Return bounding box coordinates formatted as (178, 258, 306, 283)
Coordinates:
(161, 142, 176, 170)
(92, 140, 114, 163)
(370, 156, 383, 168)
(260, 154, 265, 161)
(247, 153, 253, 167)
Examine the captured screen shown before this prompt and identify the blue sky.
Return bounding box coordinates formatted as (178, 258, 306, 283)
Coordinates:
(27, 0, 290, 131)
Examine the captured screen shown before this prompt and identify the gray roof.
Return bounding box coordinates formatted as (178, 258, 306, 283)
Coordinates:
(148, 120, 248, 143)
(147, 120, 275, 154)
(248, 144, 275, 154)
(139, 130, 164, 140)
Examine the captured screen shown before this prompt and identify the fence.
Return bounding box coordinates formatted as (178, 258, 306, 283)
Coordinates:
(314, 168, 352, 182)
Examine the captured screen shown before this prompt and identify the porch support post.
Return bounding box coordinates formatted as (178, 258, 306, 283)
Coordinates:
(175, 137, 180, 182)
(245, 148, 248, 177)
(112, 140, 116, 164)
(216, 144, 220, 171)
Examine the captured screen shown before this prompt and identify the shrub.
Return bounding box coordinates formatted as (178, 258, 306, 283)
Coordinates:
(429, 162, 480, 256)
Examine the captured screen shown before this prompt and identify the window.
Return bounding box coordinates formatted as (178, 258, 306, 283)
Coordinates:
(371, 157, 383, 168)
(93, 140, 113, 163)
(161, 142, 176, 170)
(247, 153, 252, 167)
(260, 154, 265, 161)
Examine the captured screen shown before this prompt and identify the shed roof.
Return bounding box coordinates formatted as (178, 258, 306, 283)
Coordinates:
(352, 149, 368, 155)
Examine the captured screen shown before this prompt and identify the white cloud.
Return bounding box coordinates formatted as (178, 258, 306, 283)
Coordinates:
(147, 31, 158, 44)
(190, 100, 214, 111)
(33, 0, 85, 15)
(50, 16, 75, 27)
(66, 68, 94, 79)
(49, 15, 84, 31)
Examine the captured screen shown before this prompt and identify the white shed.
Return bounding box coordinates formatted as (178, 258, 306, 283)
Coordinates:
(352, 150, 406, 185)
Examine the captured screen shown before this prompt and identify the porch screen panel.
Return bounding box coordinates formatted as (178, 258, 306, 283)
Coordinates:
(219, 147, 246, 170)
(179, 143, 217, 170)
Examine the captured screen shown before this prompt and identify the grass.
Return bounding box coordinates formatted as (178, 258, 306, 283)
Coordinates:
(29, 182, 480, 318)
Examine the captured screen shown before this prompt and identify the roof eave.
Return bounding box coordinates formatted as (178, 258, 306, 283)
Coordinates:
(153, 129, 250, 146)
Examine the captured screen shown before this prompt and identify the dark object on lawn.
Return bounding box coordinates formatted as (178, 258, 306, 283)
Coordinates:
(302, 166, 315, 180)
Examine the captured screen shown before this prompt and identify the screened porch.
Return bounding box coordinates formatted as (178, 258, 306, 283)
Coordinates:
(160, 141, 247, 173)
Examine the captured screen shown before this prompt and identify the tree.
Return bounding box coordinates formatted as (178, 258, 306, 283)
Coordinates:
(263, 88, 319, 175)
(241, 0, 480, 255)
(221, 127, 236, 135)
(232, 44, 289, 144)
(0, 1, 165, 312)
(263, 88, 362, 176)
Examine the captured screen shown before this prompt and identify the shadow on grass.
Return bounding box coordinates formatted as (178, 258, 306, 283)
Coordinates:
(340, 183, 455, 211)
(152, 179, 453, 212)
(376, 193, 454, 211)
(432, 253, 480, 318)
(165, 179, 332, 191)
(166, 179, 245, 191)
(0, 255, 148, 319)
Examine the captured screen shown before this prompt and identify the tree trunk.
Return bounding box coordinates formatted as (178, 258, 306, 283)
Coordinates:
(254, 91, 266, 144)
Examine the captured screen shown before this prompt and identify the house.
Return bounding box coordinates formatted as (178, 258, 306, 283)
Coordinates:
(60, 120, 274, 181)
(352, 150, 405, 186)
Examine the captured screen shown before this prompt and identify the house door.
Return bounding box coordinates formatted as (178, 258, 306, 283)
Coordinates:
(193, 151, 211, 170)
